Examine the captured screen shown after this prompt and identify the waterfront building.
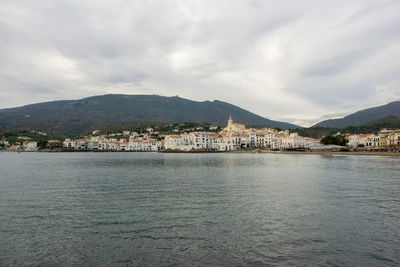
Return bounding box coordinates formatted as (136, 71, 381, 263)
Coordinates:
(388, 130, 400, 146)
(163, 117, 315, 151)
(62, 116, 400, 152)
(23, 141, 38, 151)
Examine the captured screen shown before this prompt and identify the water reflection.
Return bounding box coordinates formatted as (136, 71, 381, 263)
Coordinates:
(0, 152, 399, 266)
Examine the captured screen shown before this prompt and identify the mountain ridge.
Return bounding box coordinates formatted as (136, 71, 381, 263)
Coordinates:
(0, 94, 299, 137)
(314, 100, 400, 128)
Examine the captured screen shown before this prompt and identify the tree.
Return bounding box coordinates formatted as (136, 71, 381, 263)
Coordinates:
(37, 140, 48, 149)
(321, 135, 349, 146)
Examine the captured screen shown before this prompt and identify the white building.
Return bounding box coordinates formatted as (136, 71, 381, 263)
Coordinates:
(23, 141, 38, 151)
(63, 139, 77, 149)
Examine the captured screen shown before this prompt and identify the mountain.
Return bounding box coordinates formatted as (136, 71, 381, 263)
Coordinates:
(345, 116, 400, 132)
(300, 116, 400, 138)
(315, 101, 400, 128)
(0, 94, 299, 137)
(362, 115, 400, 127)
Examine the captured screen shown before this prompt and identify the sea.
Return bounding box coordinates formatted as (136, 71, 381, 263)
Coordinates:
(0, 152, 399, 266)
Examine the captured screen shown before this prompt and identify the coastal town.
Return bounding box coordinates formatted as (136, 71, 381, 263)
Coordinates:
(2, 116, 399, 153)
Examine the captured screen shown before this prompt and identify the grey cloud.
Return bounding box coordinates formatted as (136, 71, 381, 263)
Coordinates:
(0, 0, 399, 126)
(302, 47, 377, 76)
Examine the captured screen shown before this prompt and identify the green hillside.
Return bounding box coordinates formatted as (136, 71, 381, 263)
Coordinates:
(0, 94, 299, 138)
(315, 101, 400, 128)
(294, 116, 400, 138)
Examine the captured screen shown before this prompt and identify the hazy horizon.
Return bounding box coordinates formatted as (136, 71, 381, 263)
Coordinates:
(1, 0, 399, 126)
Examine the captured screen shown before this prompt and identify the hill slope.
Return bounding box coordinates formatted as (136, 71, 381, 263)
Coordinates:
(344, 116, 400, 132)
(0, 94, 299, 137)
(315, 101, 400, 128)
(296, 116, 400, 139)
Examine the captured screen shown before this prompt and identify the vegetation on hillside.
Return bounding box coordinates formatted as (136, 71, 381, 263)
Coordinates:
(291, 116, 400, 138)
(315, 101, 400, 128)
(0, 94, 299, 138)
(1, 94, 398, 140)
(320, 135, 349, 146)
(0, 129, 54, 147)
(95, 122, 221, 136)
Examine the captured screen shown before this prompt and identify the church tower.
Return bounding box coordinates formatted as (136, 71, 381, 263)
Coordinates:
(228, 115, 233, 127)
(224, 115, 245, 133)
(226, 115, 233, 131)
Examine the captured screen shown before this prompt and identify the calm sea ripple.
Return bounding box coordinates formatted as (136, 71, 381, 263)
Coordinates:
(0, 152, 399, 266)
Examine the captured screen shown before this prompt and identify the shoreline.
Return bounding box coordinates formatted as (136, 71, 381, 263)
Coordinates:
(1, 149, 399, 156)
(162, 150, 400, 156)
(259, 150, 400, 156)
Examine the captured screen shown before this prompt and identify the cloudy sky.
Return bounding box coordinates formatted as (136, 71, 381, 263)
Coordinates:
(0, 0, 399, 126)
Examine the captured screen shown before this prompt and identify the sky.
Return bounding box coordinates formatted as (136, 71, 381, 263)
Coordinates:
(0, 0, 399, 126)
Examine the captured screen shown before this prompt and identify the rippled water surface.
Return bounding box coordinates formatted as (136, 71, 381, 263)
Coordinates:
(0, 152, 399, 266)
